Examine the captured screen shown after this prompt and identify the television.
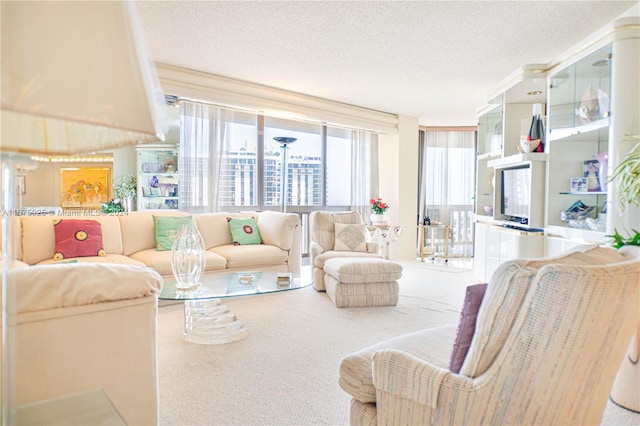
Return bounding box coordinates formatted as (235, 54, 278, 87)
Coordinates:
(500, 165, 531, 225)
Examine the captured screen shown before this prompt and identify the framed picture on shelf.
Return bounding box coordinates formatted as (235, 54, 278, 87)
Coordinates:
(571, 177, 588, 192)
(60, 167, 110, 209)
(583, 159, 601, 192)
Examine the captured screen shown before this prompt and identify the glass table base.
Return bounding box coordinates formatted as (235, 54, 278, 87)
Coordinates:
(183, 298, 249, 344)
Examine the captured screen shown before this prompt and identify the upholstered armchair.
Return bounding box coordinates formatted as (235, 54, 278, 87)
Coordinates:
(309, 211, 383, 291)
(339, 245, 640, 425)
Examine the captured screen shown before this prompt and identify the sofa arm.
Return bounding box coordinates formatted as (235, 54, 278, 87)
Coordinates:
(310, 241, 324, 258)
(257, 211, 300, 250)
(372, 349, 453, 409)
(11, 263, 163, 314)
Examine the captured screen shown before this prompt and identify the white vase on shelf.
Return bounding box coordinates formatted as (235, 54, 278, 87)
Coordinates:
(370, 213, 388, 225)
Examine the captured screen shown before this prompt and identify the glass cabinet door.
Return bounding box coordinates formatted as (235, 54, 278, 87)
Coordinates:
(137, 147, 179, 210)
(548, 44, 611, 134)
(477, 104, 503, 157)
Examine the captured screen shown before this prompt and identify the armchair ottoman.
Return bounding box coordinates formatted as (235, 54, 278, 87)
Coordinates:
(309, 211, 384, 291)
(324, 258, 402, 307)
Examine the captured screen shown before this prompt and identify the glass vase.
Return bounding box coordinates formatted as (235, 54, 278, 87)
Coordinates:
(171, 222, 206, 290)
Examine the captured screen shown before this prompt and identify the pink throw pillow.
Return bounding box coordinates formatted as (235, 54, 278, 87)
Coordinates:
(53, 219, 106, 260)
(449, 283, 488, 374)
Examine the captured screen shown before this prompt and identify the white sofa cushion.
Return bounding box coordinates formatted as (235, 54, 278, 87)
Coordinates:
(210, 244, 288, 269)
(11, 263, 162, 314)
(119, 211, 190, 256)
(130, 248, 227, 276)
(36, 254, 145, 268)
(195, 212, 255, 249)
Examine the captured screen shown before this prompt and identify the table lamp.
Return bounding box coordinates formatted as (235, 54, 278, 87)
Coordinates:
(0, 2, 167, 423)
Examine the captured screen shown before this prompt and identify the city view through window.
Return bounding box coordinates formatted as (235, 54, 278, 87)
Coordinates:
(212, 112, 352, 210)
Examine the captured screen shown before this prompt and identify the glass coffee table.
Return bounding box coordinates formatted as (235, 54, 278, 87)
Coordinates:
(159, 270, 311, 344)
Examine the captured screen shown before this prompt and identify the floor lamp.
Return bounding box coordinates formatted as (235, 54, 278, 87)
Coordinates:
(274, 137, 297, 213)
(1, 2, 166, 423)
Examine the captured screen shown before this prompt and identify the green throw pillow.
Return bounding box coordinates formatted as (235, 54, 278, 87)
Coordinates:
(227, 217, 262, 246)
(153, 215, 193, 251)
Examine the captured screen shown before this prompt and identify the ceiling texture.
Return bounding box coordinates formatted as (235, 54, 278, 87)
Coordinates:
(137, 1, 639, 127)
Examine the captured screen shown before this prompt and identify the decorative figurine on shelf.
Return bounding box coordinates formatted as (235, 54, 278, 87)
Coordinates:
(527, 103, 545, 153)
(149, 175, 159, 188)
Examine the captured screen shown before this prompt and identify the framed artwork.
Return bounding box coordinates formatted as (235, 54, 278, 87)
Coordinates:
(570, 177, 588, 192)
(60, 167, 110, 209)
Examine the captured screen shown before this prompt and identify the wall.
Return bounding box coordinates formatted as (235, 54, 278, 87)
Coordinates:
(379, 114, 419, 259)
(20, 162, 113, 208)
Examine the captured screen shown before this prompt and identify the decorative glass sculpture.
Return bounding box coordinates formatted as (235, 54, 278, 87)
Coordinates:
(171, 222, 206, 290)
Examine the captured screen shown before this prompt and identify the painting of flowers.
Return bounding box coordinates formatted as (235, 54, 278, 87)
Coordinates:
(61, 168, 110, 208)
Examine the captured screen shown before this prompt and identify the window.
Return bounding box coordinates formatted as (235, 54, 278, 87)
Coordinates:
(263, 117, 323, 208)
(180, 101, 366, 213)
(218, 111, 258, 207)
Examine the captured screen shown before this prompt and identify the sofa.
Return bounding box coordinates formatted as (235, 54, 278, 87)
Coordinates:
(339, 245, 640, 425)
(3, 262, 163, 425)
(6, 210, 301, 276)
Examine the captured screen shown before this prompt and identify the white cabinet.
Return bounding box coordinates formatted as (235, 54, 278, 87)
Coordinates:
(137, 145, 179, 211)
(473, 222, 545, 282)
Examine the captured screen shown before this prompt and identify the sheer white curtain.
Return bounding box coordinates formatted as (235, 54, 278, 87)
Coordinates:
(179, 101, 228, 213)
(350, 130, 379, 222)
(418, 130, 476, 256)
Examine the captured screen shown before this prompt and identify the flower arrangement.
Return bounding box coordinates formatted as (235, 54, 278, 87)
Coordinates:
(370, 197, 389, 214)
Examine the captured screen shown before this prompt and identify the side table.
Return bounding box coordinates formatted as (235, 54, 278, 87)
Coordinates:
(417, 224, 451, 262)
(368, 225, 402, 259)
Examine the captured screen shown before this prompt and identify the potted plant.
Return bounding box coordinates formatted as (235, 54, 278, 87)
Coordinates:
(112, 174, 137, 212)
(369, 197, 389, 225)
(100, 199, 125, 214)
(607, 142, 640, 247)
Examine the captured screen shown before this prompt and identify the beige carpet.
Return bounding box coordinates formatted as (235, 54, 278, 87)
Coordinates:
(157, 261, 639, 425)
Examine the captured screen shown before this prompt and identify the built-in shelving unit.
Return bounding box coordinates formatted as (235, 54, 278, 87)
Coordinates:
(137, 144, 179, 211)
(544, 44, 611, 245)
(473, 16, 640, 279)
(473, 66, 547, 280)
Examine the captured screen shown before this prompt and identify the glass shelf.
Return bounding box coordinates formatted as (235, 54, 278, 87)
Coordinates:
(560, 191, 607, 195)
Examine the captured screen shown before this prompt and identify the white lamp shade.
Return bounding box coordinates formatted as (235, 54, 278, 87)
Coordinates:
(1, 1, 167, 154)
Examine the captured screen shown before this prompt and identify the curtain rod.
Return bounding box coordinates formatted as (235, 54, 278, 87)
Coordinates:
(419, 126, 477, 132)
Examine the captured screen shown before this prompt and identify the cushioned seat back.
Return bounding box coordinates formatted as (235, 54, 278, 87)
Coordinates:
(194, 212, 256, 249)
(20, 215, 124, 265)
(310, 211, 363, 252)
(119, 211, 190, 256)
(460, 245, 629, 378)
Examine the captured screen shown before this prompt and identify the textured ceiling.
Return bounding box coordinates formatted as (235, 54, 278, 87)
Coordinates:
(136, 1, 639, 126)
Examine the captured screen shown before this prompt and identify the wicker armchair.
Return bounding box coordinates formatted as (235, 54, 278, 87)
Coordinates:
(340, 245, 640, 425)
